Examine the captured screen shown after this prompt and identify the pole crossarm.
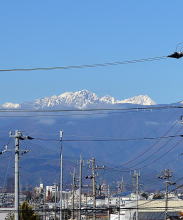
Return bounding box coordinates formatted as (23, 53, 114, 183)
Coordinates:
(9, 130, 32, 220)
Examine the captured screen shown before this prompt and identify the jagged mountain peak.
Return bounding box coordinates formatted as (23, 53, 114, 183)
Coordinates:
(0, 90, 156, 109)
(33, 90, 156, 109)
(34, 89, 99, 109)
(58, 90, 98, 103)
(117, 95, 156, 106)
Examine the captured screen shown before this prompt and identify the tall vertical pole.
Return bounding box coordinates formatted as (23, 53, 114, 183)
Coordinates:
(107, 185, 110, 220)
(133, 170, 140, 220)
(136, 172, 139, 220)
(10, 130, 32, 220)
(72, 168, 76, 220)
(91, 158, 96, 220)
(165, 181, 168, 220)
(85, 193, 88, 220)
(121, 177, 124, 192)
(79, 155, 83, 220)
(15, 130, 20, 220)
(158, 169, 174, 220)
(118, 196, 120, 220)
(165, 169, 170, 220)
(44, 189, 46, 220)
(59, 130, 63, 220)
(54, 183, 57, 220)
(87, 158, 104, 220)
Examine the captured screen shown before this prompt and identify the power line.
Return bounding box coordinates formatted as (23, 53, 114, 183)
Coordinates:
(121, 121, 178, 167)
(0, 109, 157, 118)
(136, 138, 183, 170)
(33, 134, 183, 143)
(0, 56, 167, 72)
(133, 139, 181, 170)
(125, 125, 183, 169)
(0, 105, 183, 113)
(103, 166, 130, 173)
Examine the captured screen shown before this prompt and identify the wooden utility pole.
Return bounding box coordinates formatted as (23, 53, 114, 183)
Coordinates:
(86, 158, 104, 220)
(79, 155, 83, 220)
(72, 168, 76, 220)
(59, 130, 64, 220)
(9, 131, 32, 220)
(107, 185, 110, 220)
(54, 183, 57, 220)
(158, 169, 175, 220)
(133, 170, 140, 220)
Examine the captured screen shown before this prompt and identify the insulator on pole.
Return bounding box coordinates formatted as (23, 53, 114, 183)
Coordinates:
(167, 52, 183, 59)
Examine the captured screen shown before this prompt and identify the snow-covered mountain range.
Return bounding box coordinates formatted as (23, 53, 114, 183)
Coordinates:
(0, 90, 156, 109)
(1, 90, 183, 187)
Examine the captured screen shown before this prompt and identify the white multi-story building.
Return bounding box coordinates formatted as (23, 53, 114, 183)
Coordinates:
(46, 185, 58, 198)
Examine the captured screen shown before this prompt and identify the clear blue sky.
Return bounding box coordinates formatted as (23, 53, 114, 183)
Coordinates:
(0, 0, 183, 104)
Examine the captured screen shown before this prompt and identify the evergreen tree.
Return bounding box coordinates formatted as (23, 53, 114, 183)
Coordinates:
(5, 201, 40, 220)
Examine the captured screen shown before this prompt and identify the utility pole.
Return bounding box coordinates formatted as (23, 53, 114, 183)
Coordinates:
(9, 130, 32, 220)
(118, 196, 120, 220)
(121, 177, 124, 193)
(86, 158, 105, 220)
(107, 185, 110, 220)
(117, 177, 124, 193)
(54, 183, 57, 220)
(117, 176, 124, 220)
(91, 158, 96, 216)
(133, 170, 140, 220)
(59, 130, 63, 220)
(85, 193, 88, 220)
(165, 181, 168, 220)
(44, 189, 46, 220)
(79, 155, 83, 220)
(158, 169, 176, 220)
(72, 168, 76, 220)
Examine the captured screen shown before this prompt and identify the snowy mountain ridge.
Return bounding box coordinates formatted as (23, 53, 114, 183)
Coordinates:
(1, 102, 21, 109)
(0, 90, 156, 109)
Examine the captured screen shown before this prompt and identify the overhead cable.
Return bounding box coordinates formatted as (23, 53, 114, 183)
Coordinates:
(0, 56, 167, 72)
(33, 134, 183, 142)
(136, 138, 183, 170)
(0, 104, 183, 113)
(121, 121, 178, 167)
(125, 125, 182, 169)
